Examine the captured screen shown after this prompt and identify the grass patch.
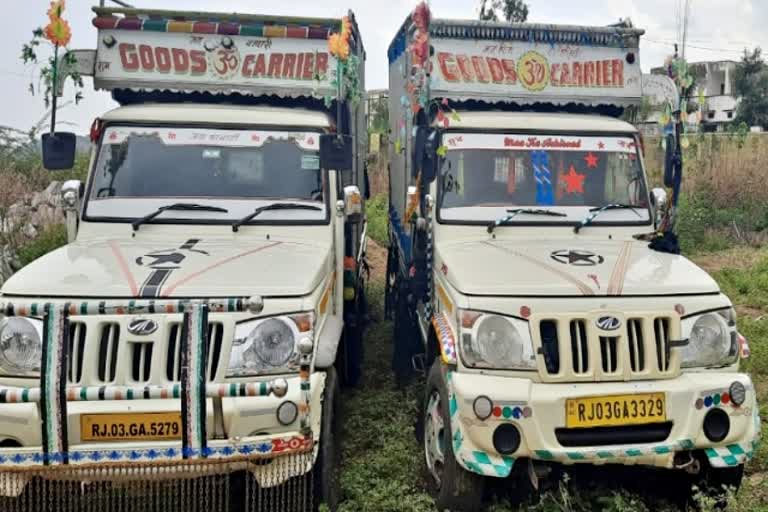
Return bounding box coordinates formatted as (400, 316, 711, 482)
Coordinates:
(16, 224, 67, 267)
(366, 193, 389, 247)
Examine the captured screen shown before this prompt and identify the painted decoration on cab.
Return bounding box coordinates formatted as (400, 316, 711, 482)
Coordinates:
(530, 151, 553, 206)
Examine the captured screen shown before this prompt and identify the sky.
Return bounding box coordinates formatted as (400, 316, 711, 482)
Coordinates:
(1, 0, 766, 134)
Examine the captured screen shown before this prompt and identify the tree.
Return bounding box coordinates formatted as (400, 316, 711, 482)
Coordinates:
(479, 0, 529, 22)
(733, 48, 768, 129)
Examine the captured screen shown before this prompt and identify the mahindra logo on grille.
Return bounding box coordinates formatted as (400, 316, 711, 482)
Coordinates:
(127, 318, 158, 336)
(596, 316, 622, 331)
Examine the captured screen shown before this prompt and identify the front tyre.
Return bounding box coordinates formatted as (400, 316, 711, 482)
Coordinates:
(424, 362, 484, 511)
(314, 367, 341, 511)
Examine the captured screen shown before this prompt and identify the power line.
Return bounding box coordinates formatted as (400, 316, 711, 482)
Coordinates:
(644, 38, 749, 54)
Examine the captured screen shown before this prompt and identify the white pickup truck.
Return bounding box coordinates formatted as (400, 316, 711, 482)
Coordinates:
(0, 6, 367, 511)
(387, 13, 759, 511)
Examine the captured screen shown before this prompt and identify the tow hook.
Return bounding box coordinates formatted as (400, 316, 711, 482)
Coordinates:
(674, 451, 701, 474)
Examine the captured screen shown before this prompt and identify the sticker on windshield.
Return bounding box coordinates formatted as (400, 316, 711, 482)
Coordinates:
(444, 133, 637, 153)
(301, 155, 321, 170)
(102, 127, 321, 151)
(493, 157, 510, 183)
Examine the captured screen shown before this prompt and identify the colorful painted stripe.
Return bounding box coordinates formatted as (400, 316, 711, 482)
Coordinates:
(0, 435, 313, 467)
(180, 303, 208, 458)
(40, 304, 69, 465)
(432, 312, 457, 365)
(0, 381, 285, 404)
(1, 298, 249, 317)
(92, 16, 334, 40)
(299, 355, 312, 435)
(607, 241, 633, 296)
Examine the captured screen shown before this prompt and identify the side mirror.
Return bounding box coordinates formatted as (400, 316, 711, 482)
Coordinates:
(343, 185, 363, 223)
(42, 132, 77, 170)
(319, 134, 353, 172)
(61, 180, 82, 243)
(651, 187, 668, 228)
(412, 126, 441, 184)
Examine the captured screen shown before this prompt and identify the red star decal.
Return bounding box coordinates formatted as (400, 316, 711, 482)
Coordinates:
(584, 152, 599, 169)
(597, 141, 605, 150)
(562, 165, 586, 194)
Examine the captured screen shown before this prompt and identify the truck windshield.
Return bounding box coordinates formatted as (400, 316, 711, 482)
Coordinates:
(439, 132, 650, 225)
(86, 126, 327, 224)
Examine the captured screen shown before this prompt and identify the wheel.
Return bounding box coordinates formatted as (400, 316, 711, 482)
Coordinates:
(314, 367, 341, 511)
(424, 361, 485, 511)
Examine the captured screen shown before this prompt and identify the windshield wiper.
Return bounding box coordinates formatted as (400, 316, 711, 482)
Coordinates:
(132, 203, 229, 232)
(574, 204, 641, 234)
(232, 203, 323, 232)
(487, 208, 567, 234)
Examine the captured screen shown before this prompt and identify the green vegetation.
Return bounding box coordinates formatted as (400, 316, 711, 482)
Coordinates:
(17, 223, 67, 267)
(366, 193, 389, 247)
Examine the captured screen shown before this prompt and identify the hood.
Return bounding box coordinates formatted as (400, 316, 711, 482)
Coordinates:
(438, 239, 719, 297)
(2, 236, 331, 299)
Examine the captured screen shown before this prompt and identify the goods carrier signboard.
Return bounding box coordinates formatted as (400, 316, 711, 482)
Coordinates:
(428, 29, 642, 106)
(93, 28, 336, 97)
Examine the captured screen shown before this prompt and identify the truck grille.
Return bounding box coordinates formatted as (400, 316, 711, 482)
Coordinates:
(65, 316, 229, 386)
(534, 313, 679, 382)
(166, 322, 225, 381)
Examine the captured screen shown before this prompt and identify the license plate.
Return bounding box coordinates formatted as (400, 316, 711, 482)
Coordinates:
(81, 412, 182, 442)
(565, 393, 666, 428)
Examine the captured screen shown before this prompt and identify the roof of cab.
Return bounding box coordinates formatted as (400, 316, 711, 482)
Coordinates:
(448, 112, 637, 134)
(100, 104, 331, 128)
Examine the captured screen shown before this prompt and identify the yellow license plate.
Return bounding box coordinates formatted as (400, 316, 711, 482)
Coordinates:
(566, 393, 666, 428)
(81, 412, 182, 442)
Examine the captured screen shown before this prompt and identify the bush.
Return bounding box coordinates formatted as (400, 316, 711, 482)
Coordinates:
(366, 193, 389, 247)
(17, 224, 67, 267)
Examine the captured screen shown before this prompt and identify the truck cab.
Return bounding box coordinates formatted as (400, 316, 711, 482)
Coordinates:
(0, 7, 366, 511)
(387, 12, 759, 511)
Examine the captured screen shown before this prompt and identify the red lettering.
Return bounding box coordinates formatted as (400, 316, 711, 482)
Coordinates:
(171, 48, 189, 73)
(437, 52, 459, 82)
(315, 53, 329, 76)
(595, 60, 603, 86)
(119, 43, 139, 71)
(267, 54, 283, 77)
(603, 60, 612, 86)
(190, 50, 206, 74)
(282, 53, 296, 78)
(559, 62, 571, 87)
(487, 58, 505, 83)
(573, 62, 583, 86)
(242, 54, 255, 77)
(302, 53, 314, 79)
(550, 64, 560, 86)
(296, 53, 304, 79)
(501, 59, 516, 83)
(584, 61, 595, 86)
(455, 54, 474, 82)
(139, 44, 155, 70)
(254, 54, 266, 77)
(471, 56, 490, 83)
(155, 47, 172, 73)
(612, 59, 623, 87)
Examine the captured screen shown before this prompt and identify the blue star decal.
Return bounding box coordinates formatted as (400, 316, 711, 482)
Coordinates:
(164, 448, 177, 458)
(108, 451, 121, 461)
(89, 451, 103, 461)
(255, 443, 272, 453)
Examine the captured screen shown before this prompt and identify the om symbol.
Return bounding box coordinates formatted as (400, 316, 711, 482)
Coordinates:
(209, 47, 240, 80)
(517, 51, 550, 92)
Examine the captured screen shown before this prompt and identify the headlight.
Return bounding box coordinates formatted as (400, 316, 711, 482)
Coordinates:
(681, 311, 737, 368)
(459, 311, 536, 370)
(226, 314, 313, 377)
(0, 317, 42, 377)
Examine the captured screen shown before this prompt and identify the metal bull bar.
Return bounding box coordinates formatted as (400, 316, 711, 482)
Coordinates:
(0, 298, 316, 511)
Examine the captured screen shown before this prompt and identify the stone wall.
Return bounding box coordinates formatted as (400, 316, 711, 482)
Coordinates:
(0, 181, 64, 285)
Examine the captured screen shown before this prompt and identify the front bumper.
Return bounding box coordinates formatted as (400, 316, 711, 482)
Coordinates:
(447, 371, 760, 478)
(0, 372, 325, 491)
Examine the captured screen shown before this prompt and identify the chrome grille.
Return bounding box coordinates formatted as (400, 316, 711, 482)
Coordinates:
(67, 322, 87, 384)
(97, 323, 120, 383)
(533, 313, 680, 382)
(166, 322, 225, 381)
